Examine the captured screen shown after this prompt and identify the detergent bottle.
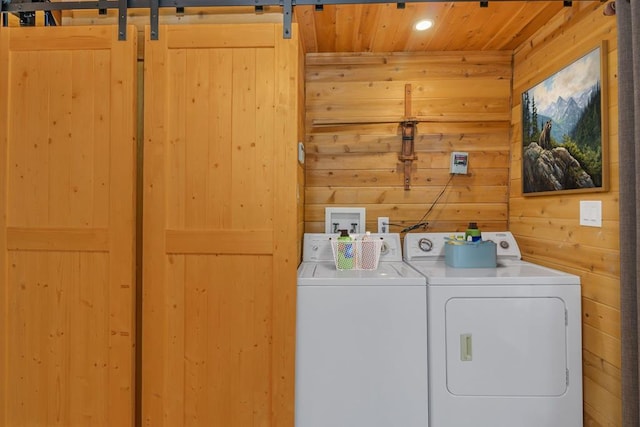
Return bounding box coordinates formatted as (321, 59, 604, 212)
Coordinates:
(336, 229, 354, 269)
(465, 222, 482, 242)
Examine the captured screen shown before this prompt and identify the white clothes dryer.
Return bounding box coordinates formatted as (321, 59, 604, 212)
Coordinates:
(296, 233, 428, 427)
(404, 231, 583, 427)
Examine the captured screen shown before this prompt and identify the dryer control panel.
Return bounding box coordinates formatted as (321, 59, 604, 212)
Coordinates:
(403, 231, 522, 261)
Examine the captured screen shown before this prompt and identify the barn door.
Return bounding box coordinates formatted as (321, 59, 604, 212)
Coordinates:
(0, 26, 137, 426)
(142, 24, 299, 426)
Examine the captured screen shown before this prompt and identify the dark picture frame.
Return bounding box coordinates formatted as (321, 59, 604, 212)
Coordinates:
(521, 41, 608, 196)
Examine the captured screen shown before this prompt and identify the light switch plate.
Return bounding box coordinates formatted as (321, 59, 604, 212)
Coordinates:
(580, 200, 602, 227)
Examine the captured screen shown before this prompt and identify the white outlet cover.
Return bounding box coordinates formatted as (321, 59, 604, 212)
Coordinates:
(378, 217, 389, 233)
(580, 200, 602, 227)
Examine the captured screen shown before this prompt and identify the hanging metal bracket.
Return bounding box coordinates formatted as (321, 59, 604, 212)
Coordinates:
(399, 119, 417, 190)
(150, 0, 159, 39)
(282, 0, 293, 39)
(118, 0, 127, 40)
(399, 84, 417, 190)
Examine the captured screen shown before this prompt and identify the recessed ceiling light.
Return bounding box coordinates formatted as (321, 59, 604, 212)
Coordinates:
(415, 19, 434, 31)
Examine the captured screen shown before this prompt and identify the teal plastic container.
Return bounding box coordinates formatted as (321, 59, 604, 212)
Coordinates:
(445, 240, 497, 268)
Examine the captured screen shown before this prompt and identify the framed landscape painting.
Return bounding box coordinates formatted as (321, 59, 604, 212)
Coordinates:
(521, 41, 608, 196)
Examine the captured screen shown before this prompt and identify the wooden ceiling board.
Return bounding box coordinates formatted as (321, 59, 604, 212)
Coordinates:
(294, 1, 602, 53)
(295, 6, 320, 52)
(493, 2, 566, 49)
(352, 4, 382, 52)
(314, 5, 338, 51)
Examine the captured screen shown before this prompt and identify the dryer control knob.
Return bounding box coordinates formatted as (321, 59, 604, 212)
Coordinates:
(418, 238, 434, 252)
(500, 240, 509, 249)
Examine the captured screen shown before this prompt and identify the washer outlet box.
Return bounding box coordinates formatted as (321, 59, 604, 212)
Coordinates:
(450, 151, 469, 174)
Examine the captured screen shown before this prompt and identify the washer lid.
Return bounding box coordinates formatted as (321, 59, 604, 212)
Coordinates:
(297, 261, 426, 285)
(407, 259, 580, 286)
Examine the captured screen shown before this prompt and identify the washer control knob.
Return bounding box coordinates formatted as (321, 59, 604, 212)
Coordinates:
(380, 241, 390, 255)
(500, 240, 509, 249)
(418, 238, 433, 252)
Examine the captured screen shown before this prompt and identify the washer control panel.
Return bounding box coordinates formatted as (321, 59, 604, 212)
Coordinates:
(302, 233, 400, 263)
(403, 231, 522, 261)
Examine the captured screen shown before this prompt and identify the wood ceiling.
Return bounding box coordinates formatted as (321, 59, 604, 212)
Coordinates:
(5, 1, 605, 54)
(294, 1, 602, 53)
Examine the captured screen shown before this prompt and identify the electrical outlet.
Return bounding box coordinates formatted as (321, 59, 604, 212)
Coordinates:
(378, 217, 390, 233)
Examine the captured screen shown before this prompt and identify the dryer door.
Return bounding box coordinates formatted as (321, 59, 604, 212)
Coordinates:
(445, 297, 567, 396)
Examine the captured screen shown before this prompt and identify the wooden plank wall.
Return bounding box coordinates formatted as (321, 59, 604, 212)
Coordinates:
(511, 3, 620, 426)
(304, 52, 512, 234)
(0, 25, 137, 426)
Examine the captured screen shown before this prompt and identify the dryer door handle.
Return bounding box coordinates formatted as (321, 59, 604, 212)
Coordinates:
(460, 333, 473, 361)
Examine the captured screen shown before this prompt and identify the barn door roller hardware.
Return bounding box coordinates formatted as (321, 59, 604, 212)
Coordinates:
(1, 0, 590, 41)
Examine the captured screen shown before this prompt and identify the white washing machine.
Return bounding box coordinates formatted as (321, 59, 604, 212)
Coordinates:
(404, 231, 583, 427)
(296, 233, 428, 427)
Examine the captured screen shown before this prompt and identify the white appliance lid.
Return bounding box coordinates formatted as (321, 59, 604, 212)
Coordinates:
(407, 259, 580, 286)
(297, 261, 426, 285)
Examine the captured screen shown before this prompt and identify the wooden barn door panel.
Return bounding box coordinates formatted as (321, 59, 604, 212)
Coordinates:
(0, 26, 137, 426)
(142, 24, 298, 426)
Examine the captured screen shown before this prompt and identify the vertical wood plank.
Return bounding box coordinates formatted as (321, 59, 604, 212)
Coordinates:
(166, 48, 187, 230)
(231, 48, 258, 227)
(93, 50, 112, 227)
(256, 47, 276, 228)
(184, 50, 209, 229)
(165, 254, 186, 426)
(48, 51, 73, 226)
(69, 50, 96, 226)
(184, 255, 207, 425)
(108, 24, 137, 427)
(142, 25, 169, 426)
(0, 26, 8, 427)
(206, 49, 233, 229)
(272, 23, 299, 426)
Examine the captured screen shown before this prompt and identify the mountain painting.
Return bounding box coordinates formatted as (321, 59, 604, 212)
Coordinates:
(521, 44, 606, 195)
